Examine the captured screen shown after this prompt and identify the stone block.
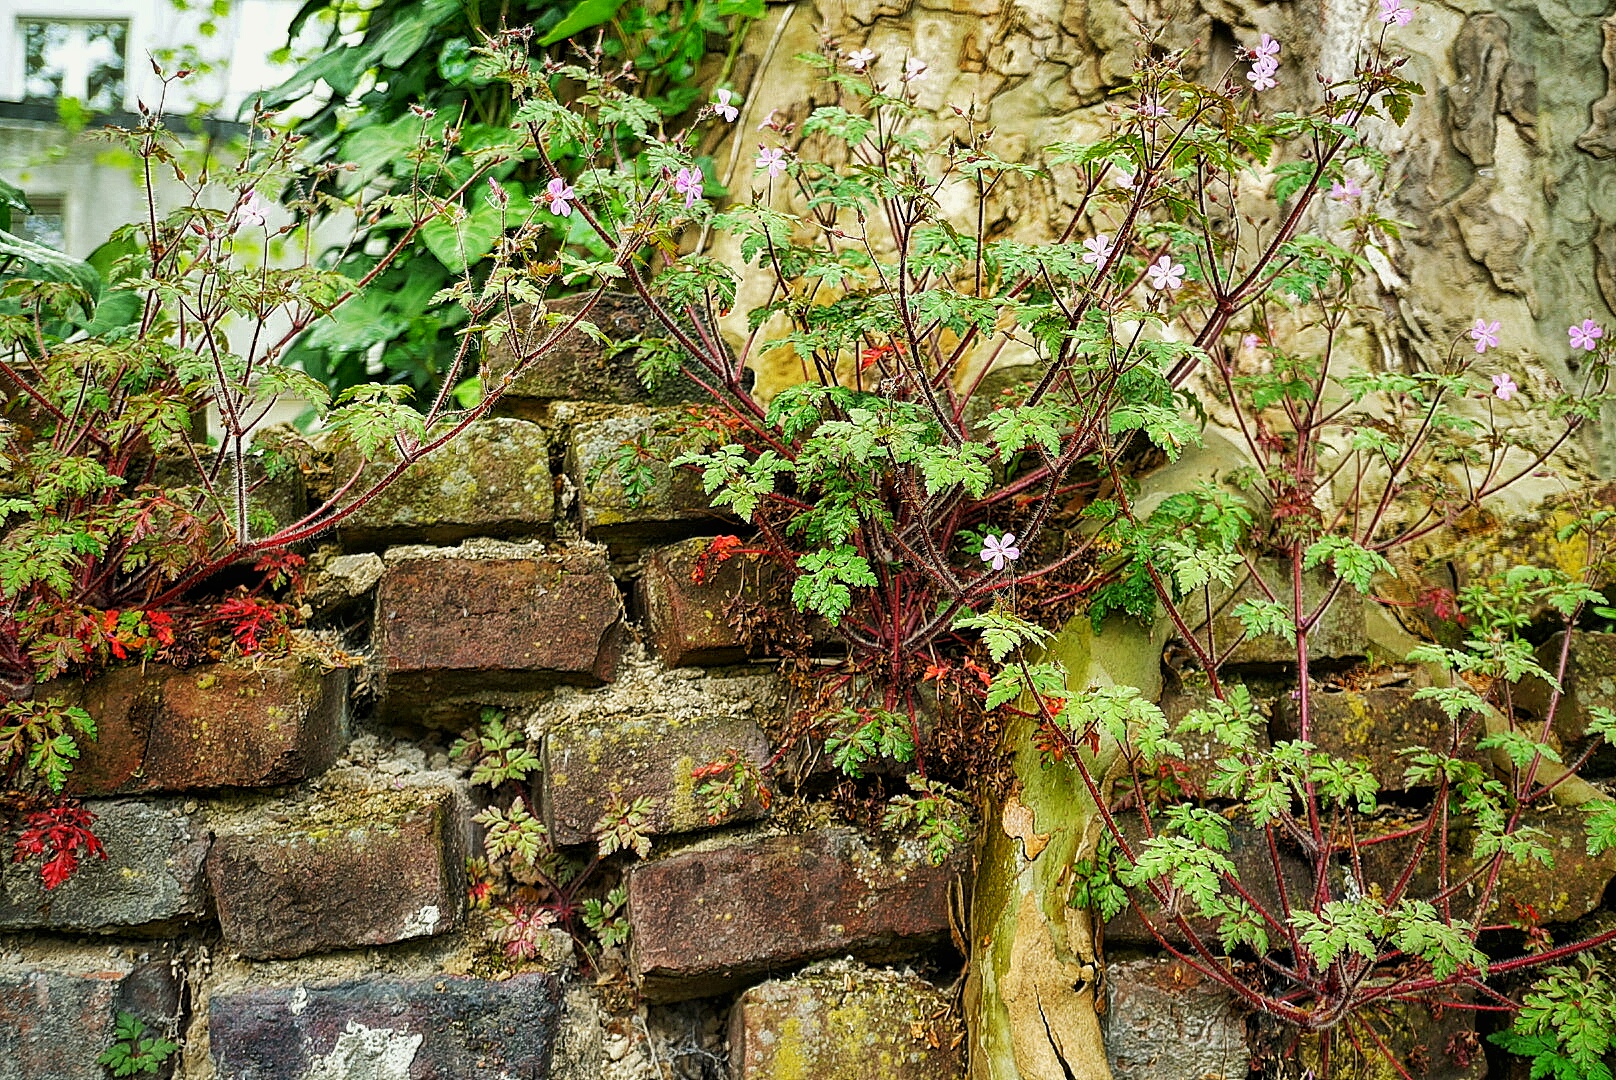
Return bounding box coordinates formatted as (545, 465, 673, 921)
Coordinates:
(1273, 686, 1478, 793)
(0, 799, 209, 933)
(207, 785, 462, 960)
(565, 406, 725, 543)
(375, 543, 625, 718)
(60, 659, 349, 796)
(729, 963, 964, 1080)
(208, 973, 560, 1079)
(1189, 564, 1367, 666)
(637, 537, 814, 667)
(628, 827, 963, 1001)
(333, 418, 554, 546)
(482, 292, 706, 411)
(543, 695, 772, 846)
(1104, 819, 1309, 948)
(0, 952, 178, 1080)
(1103, 958, 1246, 1080)
(1298, 1000, 1485, 1080)
(1361, 807, 1616, 924)
(1517, 631, 1616, 773)
(1158, 681, 1273, 797)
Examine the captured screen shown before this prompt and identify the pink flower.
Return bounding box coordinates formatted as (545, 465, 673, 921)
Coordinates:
(1329, 177, 1362, 200)
(1248, 55, 1278, 92)
(1568, 318, 1604, 351)
(1253, 34, 1280, 60)
(236, 190, 271, 228)
(713, 88, 740, 123)
(486, 176, 509, 208)
(675, 166, 704, 209)
(1082, 233, 1114, 267)
(756, 146, 788, 179)
(544, 177, 575, 217)
(1378, 0, 1413, 25)
(1138, 97, 1169, 119)
(1145, 254, 1186, 291)
(1114, 168, 1138, 191)
(903, 56, 928, 82)
(847, 48, 876, 72)
(1242, 333, 1263, 350)
(980, 533, 1021, 571)
(1469, 318, 1500, 353)
(1491, 373, 1517, 401)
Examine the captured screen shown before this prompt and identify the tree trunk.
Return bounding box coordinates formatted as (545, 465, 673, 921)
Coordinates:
(964, 616, 1162, 1079)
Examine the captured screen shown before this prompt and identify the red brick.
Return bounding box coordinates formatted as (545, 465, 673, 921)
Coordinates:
(375, 545, 625, 716)
(0, 951, 178, 1080)
(207, 785, 462, 960)
(59, 659, 348, 796)
(628, 828, 963, 1001)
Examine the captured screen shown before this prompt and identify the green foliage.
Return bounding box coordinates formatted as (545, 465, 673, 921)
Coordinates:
(1491, 960, 1616, 1080)
(451, 709, 542, 787)
(881, 775, 974, 865)
(0, 700, 97, 793)
(97, 1012, 177, 1077)
(822, 708, 915, 778)
(580, 885, 631, 948)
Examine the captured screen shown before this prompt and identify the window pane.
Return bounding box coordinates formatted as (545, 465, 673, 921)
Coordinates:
(21, 21, 70, 104)
(83, 22, 128, 111)
(15, 198, 65, 252)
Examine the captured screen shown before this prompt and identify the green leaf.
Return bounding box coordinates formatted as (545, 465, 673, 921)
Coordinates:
(539, 0, 632, 45)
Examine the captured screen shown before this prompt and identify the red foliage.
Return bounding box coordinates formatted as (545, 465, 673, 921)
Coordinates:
(13, 803, 106, 889)
(213, 597, 293, 654)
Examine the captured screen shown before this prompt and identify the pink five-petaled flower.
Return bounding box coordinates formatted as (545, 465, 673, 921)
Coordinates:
(903, 56, 928, 82)
(1248, 54, 1278, 92)
(980, 533, 1021, 571)
(1145, 254, 1186, 291)
(1469, 318, 1500, 353)
(1138, 96, 1169, 119)
(1253, 34, 1280, 60)
(1329, 177, 1363, 200)
(1569, 318, 1605, 351)
(544, 177, 575, 217)
(756, 146, 788, 179)
(847, 48, 876, 72)
(1082, 233, 1114, 266)
(1378, 0, 1414, 25)
(236, 189, 271, 228)
(713, 88, 740, 123)
(675, 166, 704, 209)
(1491, 373, 1518, 402)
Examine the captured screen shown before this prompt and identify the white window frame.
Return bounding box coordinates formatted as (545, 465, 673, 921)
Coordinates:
(0, 2, 163, 113)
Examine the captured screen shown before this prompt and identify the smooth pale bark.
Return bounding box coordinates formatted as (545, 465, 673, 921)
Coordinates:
(965, 616, 1163, 1080)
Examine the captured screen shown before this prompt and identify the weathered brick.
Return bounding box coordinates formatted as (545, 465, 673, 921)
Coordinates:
(0, 952, 178, 1080)
(1104, 819, 1309, 948)
(375, 544, 625, 717)
(207, 785, 462, 960)
(60, 658, 349, 796)
(543, 685, 773, 845)
(628, 827, 963, 1001)
(565, 405, 724, 543)
(1273, 686, 1477, 793)
(1517, 630, 1616, 773)
(1158, 680, 1273, 797)
(333, 418, 554, 546)
(1362, 808, 1616, 923)
(1103, 958, 1246, 1080)
(637, 537, 820, 667)
(208, 973, 560, 1080)
(0, 799, 208, 933)
(1189, 565, 1367, 666)
(483, 292, 706, 411)
(729, 963, 964, 1080)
